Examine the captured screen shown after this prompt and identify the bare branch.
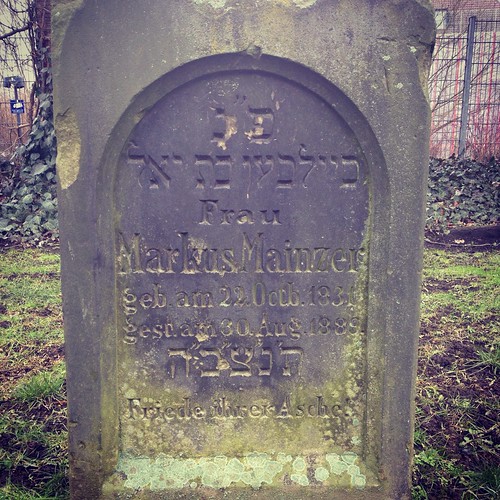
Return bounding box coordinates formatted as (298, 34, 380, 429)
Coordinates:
(0, 23, 30, 41)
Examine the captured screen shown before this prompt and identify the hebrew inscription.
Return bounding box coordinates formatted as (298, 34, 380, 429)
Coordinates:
(114, 71, 370, 456)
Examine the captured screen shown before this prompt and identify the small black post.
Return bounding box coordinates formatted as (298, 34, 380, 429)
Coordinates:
(13, 85, 22, 142)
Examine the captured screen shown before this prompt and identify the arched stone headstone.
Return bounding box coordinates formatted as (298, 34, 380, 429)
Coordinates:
(53, 1, 435, 498)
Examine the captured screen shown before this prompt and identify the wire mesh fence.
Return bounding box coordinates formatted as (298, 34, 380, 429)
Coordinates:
(0, 36, 35, 158)
(429, 18, 500, 160)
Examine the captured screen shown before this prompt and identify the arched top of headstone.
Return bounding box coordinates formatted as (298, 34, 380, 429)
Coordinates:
(100, 54, 388, 201)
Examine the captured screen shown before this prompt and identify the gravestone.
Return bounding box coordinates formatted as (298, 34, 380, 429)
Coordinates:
(53, 0, 435, 498)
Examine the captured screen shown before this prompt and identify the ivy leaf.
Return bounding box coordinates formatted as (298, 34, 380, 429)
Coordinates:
(0, 218, 13, 229)
(32, 163, 48, 175)
(41, 200, 55, 211)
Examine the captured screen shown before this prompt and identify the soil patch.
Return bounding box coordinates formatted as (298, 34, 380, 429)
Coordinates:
(0, 343, 64, 397)
(425, 224, 500, 252)
(416, 302, 499, 498)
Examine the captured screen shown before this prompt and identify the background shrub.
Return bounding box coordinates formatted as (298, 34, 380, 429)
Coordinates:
(427, 157, 499, 233)
(0, 93, 57, 245)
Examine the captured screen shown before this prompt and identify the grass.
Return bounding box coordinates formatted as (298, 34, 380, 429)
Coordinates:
(421, 250, 500, 325)
(0, 246, 498, 498)
(0, 248, 67, 500)
(12, 362, 65, 403)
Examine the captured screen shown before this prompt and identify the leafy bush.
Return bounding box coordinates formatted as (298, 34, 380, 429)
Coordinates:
(0, 92, 57, 245)
(427, 157, 500, 233)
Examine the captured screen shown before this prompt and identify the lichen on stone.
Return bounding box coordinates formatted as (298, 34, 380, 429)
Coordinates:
(290, 473, 309, 486)
(113, 449, 369, 492)
(116, 452, 286, 490)
(314, 466, 330, 482)
(292, 456, 306, 472)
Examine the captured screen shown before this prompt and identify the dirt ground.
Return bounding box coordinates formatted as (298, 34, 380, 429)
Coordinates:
(414, 225, 499, 498)
(425, 224, 500, 252)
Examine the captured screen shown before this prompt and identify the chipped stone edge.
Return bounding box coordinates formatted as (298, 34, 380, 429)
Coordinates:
(55, 108, 81, 190)
(52, 1, 85, 190)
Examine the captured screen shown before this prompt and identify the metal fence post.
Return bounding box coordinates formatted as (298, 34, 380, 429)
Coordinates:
(458, 16, 477, 158)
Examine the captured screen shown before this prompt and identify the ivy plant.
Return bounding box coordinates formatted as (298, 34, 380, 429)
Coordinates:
(0, 92, 57, 244)
(426, 157, 500, 234)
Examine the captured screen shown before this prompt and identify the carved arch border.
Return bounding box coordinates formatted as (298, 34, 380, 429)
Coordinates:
(96, 53, 390, 479)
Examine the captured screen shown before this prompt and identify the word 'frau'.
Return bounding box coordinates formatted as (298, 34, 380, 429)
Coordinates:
(127, 143, 361, 190)
(198, 199, 281, 226)
(117, 232, 365, 275)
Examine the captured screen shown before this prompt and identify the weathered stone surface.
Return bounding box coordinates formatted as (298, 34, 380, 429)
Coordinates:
(53, 0, 435, 498)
